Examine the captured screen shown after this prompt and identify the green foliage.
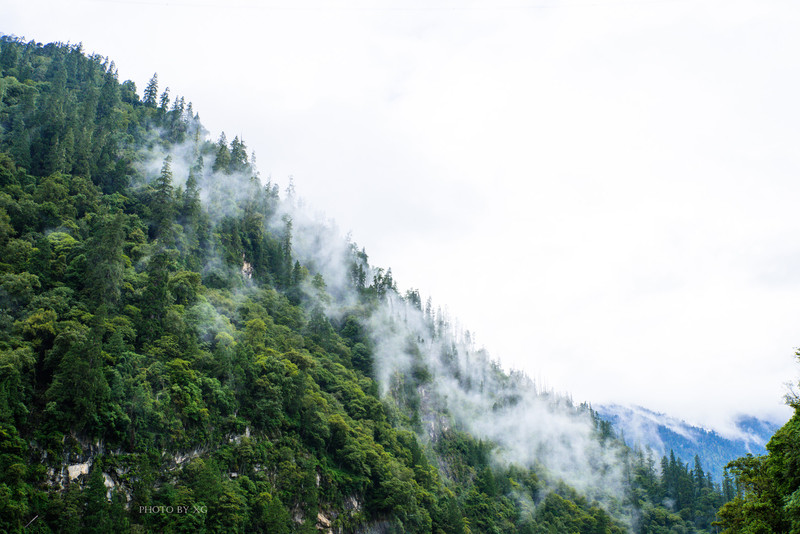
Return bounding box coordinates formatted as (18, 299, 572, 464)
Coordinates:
(716, 424, 799, 533)
(0, 34, 737, 534)
(85, 211, 127, 308)
(45, 323, 112, 436)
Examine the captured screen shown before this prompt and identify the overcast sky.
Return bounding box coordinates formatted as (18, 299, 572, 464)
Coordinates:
(5, 0, 800, 433)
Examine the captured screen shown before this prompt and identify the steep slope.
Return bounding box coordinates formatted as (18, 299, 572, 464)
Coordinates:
(0, 35, 728, 533)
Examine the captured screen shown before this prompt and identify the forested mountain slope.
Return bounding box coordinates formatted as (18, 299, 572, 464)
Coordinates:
(0, 35, 732, 533)
(597, 405, 779, 483)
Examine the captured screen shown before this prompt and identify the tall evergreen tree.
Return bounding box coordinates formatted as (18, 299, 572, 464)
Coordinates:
(280, 214, 293, 286)
(83, 461, 113, 534)
(140, 249, 175, 338)
(229, 135, 248, 173)
(158, 86, 170, 112)
(212, 132, 230, 172)
(151, 155, 176, 240)
(143, 73, 158, 107)
(182, 163, 202, 224)
(85, 211, 126, 309)
(722, 467, 736, 502)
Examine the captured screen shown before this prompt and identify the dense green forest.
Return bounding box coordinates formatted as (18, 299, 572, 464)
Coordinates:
(0, 34, 793, 534)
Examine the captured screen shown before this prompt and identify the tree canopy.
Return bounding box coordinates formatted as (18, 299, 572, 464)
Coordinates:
(0, 34, 740, 534)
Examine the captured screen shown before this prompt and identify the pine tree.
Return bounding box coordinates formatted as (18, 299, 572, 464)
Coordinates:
(83, 461, 112, 533)
(182, 163, 202, 224)
(96, 65, 120, 123)
(141, 249, 175, 337)
(693, 454, 706, 492)
(229, 135, 248, 173)
(279, 215, 294, 287)
(85, 212, 126, 308)
(151, 155, 176, 240)
(45, 324, 111, 436)
(722, 467, 736, 502)
(158, 86, 170, 112)
(171, 95, 184, 116)
(212, 132, 231, 172)
(143, 73, 158, 107)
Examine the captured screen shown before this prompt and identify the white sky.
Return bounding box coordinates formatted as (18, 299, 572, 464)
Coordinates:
(5, 0, 800, 432)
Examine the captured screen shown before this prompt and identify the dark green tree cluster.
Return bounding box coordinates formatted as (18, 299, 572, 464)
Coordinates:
(625, 447, 727, 533)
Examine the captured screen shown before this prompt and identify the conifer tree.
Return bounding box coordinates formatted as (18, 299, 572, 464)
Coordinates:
(97, 65, 120, 123)
(158, 86, 170, 112)
(182, 162, 202, 224)
(280, 215, 293, 286)
(212, 132, 231, 172)
(141, 249, 175, 337)
(151, 155, 176, 240)
(143, 73, 158, 107)
(86, 211, 126, 308)
(722, 467, 736, 501)
(45, 324, 111, 436)
(693, 454, 706, 491)
(229, 135, 248, 173)
(83, 461, 113, 533)
(171, 95, 184, 115)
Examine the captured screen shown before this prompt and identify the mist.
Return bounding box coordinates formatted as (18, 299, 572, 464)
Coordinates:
(143, 131, 635, 522)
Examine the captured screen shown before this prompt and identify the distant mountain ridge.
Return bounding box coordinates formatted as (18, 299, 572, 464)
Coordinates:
(597, 404, 781, 482)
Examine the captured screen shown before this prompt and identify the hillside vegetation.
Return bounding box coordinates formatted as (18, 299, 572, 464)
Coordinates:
(0, 35, 766, 534)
